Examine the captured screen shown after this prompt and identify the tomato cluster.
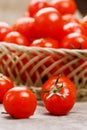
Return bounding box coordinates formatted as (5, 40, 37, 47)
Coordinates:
(0, 0, 86, 49)
(0, 0, 85, 118)
(0, 73, 76, 118)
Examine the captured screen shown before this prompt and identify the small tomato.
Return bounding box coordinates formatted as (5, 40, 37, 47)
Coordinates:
(3, 86, 37, 119)
(41, 75, 76, 115)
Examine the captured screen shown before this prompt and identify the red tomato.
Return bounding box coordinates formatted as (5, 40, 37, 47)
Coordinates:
(3, 86, 37, 119)
(30, 37, 59, 48)
(50, 0, 77, 15)
(28, 0, 49, 17)
(41, 75, 76, 115)
(60, 33, 87, 49)
(62, 22, 87, 38)
(13, 17, 35, 41)
(34, 7, 63, 41)
(4, 31, 30, 46)
(0, 21, 12, 41)
(0, 74, 14, 103)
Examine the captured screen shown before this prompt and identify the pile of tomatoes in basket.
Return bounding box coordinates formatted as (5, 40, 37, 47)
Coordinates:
(0, 0, 87, 49)
(0, 0, 86, 119)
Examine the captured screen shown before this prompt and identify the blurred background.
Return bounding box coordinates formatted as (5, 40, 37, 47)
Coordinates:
(75, 0, 87, 16)
(0, 0, 30, 25)
(0, 0, 86, 25)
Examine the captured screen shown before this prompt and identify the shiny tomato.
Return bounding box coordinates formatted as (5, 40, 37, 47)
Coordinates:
(62, 22, 87, 38)
(3, 86, 37, 119)
(0, 74, 14, 103)
(0, 21, 12, 41)
(34, 7, 63, 41)
(4, 31, 30, 46)
(30, 37, 59, 48)
(28, 0, 49, 17)
(41, 75, 76, 115)
(50, 0, 77, 15)
(60, 33, 87, 49)
(13, 17, 35, 41)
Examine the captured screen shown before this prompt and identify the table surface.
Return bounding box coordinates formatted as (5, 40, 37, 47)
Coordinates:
(0, 101, 87, 130)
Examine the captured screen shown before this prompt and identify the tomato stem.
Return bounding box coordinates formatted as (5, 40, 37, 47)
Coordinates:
(43, 77, 65, 99)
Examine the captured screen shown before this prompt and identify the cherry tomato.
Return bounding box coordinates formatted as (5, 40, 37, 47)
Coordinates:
(50, 0, 77, 15)
(30, 37, 59, 48)
(0, 74, 14, 103)
(41, 75, 76, 115)
(0, 21, 12, 41)
(4, 31, 30, 46)
(60, 33, 87, 49)
(13, 17, 35, 41)
(28, 0, 49, 17)
(62, 22, 87, 38)
(34, 7, 63, 41)
(3, 86, 37, 119)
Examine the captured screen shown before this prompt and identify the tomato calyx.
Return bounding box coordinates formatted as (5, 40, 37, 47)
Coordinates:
(43, 78, 65, 99)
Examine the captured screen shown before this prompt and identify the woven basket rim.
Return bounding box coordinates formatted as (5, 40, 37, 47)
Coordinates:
(0, 42, 87, 54)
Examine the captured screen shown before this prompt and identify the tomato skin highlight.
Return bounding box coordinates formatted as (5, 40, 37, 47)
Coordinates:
(41, 76, 76, 115)
(3, 87, 37, 119)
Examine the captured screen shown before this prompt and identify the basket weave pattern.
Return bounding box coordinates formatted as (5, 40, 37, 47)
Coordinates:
(0, 42, 87, 101)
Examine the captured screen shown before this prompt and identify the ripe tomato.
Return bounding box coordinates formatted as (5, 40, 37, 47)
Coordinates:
(3, 86, 37, 119)
(41, 75, 76, 115)
(30, 37, 59, 48)
(4, 31, 30, 46)
(62, 22, 87, 38)
(60, 33, 87, 49)
(50, 0, 77, 15)
(0, 74, 14, 103)
(0, 21, 12, 41)
(28, 0, 49, 17)
(13, 17, 35, 41)
(34, 7, 63, 41)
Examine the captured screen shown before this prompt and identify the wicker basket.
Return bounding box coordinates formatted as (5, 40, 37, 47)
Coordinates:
(0, 42, 87, 101)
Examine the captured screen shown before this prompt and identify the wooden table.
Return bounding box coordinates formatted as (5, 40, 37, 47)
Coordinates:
(0, 102, 87, 130)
